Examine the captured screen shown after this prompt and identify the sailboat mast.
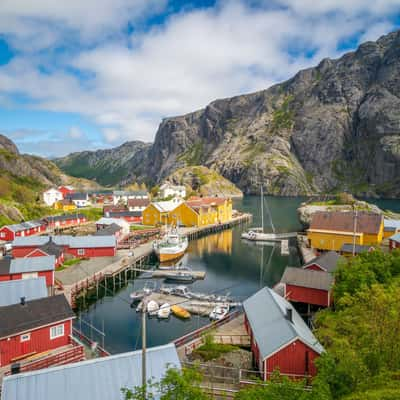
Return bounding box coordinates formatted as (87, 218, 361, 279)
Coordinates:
(261, 185, 264, 233)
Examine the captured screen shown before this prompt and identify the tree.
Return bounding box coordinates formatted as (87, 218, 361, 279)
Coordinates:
(122, 367, 209, 400)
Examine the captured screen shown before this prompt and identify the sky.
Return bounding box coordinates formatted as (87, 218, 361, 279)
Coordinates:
(0, 0, 400, 157)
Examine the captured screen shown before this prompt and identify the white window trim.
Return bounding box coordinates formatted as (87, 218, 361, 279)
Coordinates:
(77, 248, 85, 256)
(20, 333, 31, 342)
(50, 324, 64, 340)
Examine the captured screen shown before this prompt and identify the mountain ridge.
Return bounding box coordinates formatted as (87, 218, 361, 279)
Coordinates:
(55, 30, 400, 197)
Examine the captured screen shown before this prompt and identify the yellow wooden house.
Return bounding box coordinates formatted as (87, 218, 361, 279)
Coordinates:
(142, 196, 233, 228)
(54, 199, 77, 212)
(307, 211, 384, 251)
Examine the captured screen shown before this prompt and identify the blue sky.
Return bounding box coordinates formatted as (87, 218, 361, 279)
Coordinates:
(0, 0, 399, 157)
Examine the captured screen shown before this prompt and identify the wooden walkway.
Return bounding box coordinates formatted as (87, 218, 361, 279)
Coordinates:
(57, 214, 252, 306)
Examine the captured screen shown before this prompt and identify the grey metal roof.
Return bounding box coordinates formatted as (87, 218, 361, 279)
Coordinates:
(389, 233, 400, 243)
(0, 277, 47, 307)
(12, 236, 50, 247)
(1, 343, 181, 400)
(10, 256, 55, 273)
(13, 235, 116, 249)
(303, 251, 342, 273)
(243, 287, 324, 360)
(42, 214, 86, 223)
(65, 193, 88, 201)
(4, 220, 44, 232)
(340, 243, 374, 254)
(68, 236, 116, 249)
(281, 267, 333, 291)
(94, 224, 121, 236)
(384, 219, 400, 230)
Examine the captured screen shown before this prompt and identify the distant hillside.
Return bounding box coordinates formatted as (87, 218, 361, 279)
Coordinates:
(54, 30, 400, 198)
(0, 134, 100, 225)
(165, 166, 243, 198)
(54, 141, 151, 186)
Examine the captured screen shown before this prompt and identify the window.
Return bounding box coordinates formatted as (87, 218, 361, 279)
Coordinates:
(0, 232, 5, 238)
(77, 248, 85, 256)
(20, 333, 31, 342)
(50, 324, 64, 339)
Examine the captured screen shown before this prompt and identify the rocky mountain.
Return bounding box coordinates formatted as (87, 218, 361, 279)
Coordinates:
(165, 166, 243, 198)
(56, 30, 400, 197)
(0, 134, 99, 224)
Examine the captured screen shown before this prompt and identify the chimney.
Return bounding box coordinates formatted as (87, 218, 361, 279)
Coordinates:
(285, 308, 293, 323)
(20, 297, 26, 306)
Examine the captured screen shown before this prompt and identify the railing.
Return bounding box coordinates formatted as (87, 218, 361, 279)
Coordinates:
(72, 327, 110, 357)
(174, 310, 242, 348)
(5, 339, 84, 375)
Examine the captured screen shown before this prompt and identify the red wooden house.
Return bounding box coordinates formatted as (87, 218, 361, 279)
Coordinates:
(106, 211, 142, 223)
(389, 233, 400, 251)
(58, 186, 74, 198)
(0, 221, 46, 242)
(0, 294, 82, 367)
(42, 214, 87, 229)
(0, 256, 55, 287)
(278, 267, 334, 307)
(25, 239, 65, 268)
(302, 251, 342, 273)
(12, 235, 117, 259)
(243, 287, 324, 380)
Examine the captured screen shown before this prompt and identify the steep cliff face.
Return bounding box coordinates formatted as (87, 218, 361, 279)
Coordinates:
(55, 141, 151, 186)
(56, 30, 400, 197)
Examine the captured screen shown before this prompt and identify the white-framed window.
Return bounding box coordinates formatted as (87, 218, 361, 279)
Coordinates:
(50, 324, 64, 339)
(77, 248, 85, 256)
(20, 333, 31, 342)
(0, 232, 5, 238)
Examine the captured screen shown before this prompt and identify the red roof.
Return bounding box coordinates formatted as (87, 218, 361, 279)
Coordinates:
(127, 198, 150, 208)
(186, 197, 227, 207)
(309, 211, 383, 235)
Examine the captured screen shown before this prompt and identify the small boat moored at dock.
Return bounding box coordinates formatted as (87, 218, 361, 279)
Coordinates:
(164, 271, 195, 283)
(157, 303, 171, 319)
(171, 305, 191, 319)
(147, 300, 159, 316)
(209, 303, 230, 320)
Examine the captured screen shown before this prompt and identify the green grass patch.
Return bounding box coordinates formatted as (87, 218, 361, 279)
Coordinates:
(77, 207, 103, 221)
(193, 342, 240, 361)
(130, 224, 155, 231)
(61, 258, 83, 268)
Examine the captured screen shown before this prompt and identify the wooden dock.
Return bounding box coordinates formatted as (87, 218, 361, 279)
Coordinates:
(59, 213, 252, 308)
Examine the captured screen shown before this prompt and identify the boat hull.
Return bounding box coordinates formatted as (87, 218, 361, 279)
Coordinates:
(158, 250, 186, 263)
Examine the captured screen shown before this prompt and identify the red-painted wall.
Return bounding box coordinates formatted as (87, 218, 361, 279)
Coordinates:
(68, 247, 116, 258)
(389, 240, 400, 251)
(0, 271, 54, 287)
(265, 339, 320, 379)
(303, 264, 324, 272)
(0, 320, 72, 366)
(286, 284, 330, 307)
(0, 227, 15, 242)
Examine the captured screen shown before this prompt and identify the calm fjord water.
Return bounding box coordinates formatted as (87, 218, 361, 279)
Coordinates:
(78, 196, 398, 354)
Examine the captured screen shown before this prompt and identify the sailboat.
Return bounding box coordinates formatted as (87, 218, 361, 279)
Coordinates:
(241, 186, 281, 241)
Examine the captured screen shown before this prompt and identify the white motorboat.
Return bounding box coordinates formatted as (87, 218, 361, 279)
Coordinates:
(153, 229, 189, 262)
(157, 303, 171, 319)
(209, 303, 230, 320)
(129, 283, 155, 302)
(147, 300, 159, 316)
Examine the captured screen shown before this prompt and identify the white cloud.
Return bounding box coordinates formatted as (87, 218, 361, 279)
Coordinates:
(0, 0, 399, 153)
(68, 126, 83, 139)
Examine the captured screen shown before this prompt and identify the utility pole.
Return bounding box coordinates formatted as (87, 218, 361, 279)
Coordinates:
(352, 204, 358, 257)
(141, 297, 147, 399)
